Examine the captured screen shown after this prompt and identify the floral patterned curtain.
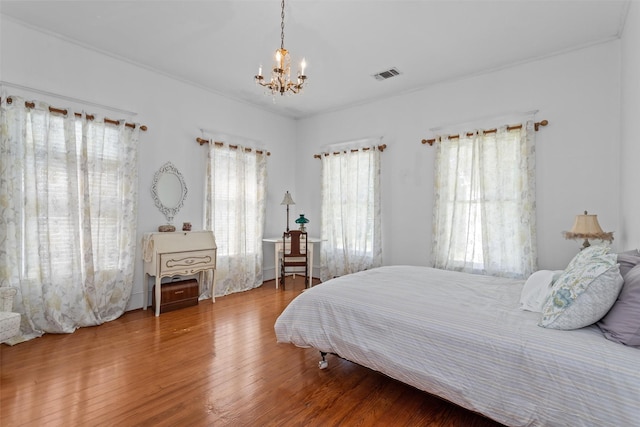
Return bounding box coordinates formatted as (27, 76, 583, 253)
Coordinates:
(320, 146, 382, 281)
(432, 120, 537, 278)
(204, 140, 267, 296)
(0, 96, 140, 344)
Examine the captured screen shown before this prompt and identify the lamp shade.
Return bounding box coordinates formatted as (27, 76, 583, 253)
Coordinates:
(295, 214, 309, 225)
(281, 191, 295, 205)
(563, 210, 614, 249)
(569, 212, 604, 235)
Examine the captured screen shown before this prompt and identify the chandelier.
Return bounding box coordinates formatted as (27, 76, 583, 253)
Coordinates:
(254, 0, 307, 96)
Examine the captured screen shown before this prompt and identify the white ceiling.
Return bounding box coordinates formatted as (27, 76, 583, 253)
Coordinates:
(0, 0, 630, 119)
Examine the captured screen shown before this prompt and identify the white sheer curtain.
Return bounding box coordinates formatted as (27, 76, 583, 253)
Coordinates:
(432, 120, 537, 279)
(0, 96, 140, 344)
(320, 146, 382, 281)
(204, 140, 267, 296)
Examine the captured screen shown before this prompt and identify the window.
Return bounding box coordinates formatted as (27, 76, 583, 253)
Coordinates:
(1, 97, 140, 341)
(204, 141, 267, 295)
(432, 122, 537, 278)
(320, 145, 382, 281)
(22, 111, 127, 279)
(208, 148, 261, 257)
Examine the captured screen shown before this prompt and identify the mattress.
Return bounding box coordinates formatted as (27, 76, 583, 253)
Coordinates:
(275, 265, 640, 426)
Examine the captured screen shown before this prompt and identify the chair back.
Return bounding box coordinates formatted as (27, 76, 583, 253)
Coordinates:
(283, 230, 307, 257)
(280, 230, 309, 289)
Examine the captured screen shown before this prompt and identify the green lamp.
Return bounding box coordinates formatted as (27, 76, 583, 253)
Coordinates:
(295, 214, 309, 232)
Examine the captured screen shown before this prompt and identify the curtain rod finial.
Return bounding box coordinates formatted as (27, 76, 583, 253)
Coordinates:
(535, 119, 549, 131)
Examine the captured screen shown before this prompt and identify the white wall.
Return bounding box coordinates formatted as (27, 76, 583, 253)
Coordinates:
(296, 41, 622, 271)
(1, 12, 632, 313)
(620, 1, 640, 249)
(0, 17, 298, 310)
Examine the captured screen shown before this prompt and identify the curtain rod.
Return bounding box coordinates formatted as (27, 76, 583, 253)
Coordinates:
(0, 80, 139, 116)
(195, 137, 271, 156)
(2, 97, 147, 131)
(421, 120, 548, 146)
(313, 144, 387, 159)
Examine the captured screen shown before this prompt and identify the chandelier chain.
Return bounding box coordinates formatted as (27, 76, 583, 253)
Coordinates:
(280, 0, 285, 50)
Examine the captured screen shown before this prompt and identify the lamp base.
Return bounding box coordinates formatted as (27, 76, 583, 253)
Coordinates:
(286, 205, 290, 233)
(581, 239, 591, 250)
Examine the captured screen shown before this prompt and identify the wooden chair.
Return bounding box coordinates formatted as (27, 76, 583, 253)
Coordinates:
(280, 230, 308, 290)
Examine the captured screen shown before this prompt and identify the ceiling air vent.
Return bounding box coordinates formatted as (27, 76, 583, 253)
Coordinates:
(373, 67, 401, 81)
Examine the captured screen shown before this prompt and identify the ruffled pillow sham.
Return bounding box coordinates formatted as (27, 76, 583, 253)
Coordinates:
(539, 252, 623, 330)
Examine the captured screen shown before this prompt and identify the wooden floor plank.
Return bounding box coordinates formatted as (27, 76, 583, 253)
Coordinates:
(1, 277, 504, 426)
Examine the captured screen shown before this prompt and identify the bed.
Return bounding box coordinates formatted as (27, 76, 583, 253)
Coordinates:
(274, 265, 640, 427)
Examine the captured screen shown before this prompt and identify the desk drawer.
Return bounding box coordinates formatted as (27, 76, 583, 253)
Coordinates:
(159, 249, 216, 276)
(153, 279, 199, 313)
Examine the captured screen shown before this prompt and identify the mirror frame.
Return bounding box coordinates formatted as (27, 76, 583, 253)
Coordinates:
(151, 161, 188, 224)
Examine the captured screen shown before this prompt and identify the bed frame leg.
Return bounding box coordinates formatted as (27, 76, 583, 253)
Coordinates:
(318, 352, 328, 369)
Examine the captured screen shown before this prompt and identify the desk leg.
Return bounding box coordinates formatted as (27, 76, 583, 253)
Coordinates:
(308, 243, 314, 287)
(275, 242, 280, 289)
(154, 276, 161, 317)
(210, 269, 216, 303)
(143, 273, 149, 310)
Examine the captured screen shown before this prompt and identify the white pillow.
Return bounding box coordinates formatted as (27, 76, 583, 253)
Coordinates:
(539, 254, 623, 330)
(520, 270, 562, 312)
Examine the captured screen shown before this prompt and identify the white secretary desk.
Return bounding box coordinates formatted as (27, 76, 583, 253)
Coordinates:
(143, 230, 217, 316)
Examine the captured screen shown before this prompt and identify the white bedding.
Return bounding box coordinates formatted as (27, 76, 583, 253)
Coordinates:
(274, 265, 640, 427)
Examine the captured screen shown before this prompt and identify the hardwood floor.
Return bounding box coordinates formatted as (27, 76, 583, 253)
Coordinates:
(1, 277, 504, 426)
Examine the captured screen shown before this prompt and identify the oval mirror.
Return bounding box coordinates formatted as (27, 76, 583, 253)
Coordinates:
(151, 162, 188, 223)
(157, 173, 182, 208)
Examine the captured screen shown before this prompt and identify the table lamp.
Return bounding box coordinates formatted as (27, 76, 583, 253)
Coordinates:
(563, 210, 613, 250)
(281, 191, 295, 232)
(295, 214, 309, 232)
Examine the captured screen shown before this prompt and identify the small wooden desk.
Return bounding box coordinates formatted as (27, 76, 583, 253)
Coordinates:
(143, 231, 217, 316)
(263, 236, 321, 288)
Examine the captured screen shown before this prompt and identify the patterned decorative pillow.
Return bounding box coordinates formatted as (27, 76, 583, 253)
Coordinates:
(566, 245, 611, 272)
(539, 253, 623, 330)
